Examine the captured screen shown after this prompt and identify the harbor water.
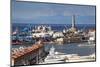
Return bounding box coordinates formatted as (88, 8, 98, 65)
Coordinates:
(44, 42, 95, 56)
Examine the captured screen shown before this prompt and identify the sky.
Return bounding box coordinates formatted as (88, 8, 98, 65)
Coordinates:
(12, 0, 96, 24)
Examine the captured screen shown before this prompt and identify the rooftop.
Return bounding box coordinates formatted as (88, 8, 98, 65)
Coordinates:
(12, 44, 43, 59)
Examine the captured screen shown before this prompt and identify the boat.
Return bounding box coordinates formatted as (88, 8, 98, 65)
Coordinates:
(32, 25, 54, 41)
(12, 27, 34, 45)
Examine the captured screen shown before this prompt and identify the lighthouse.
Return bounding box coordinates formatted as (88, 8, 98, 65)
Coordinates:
(70, 15, 77, 32)
(72, 15, 75, 29)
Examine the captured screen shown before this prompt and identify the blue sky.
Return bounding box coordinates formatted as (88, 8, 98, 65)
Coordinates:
(12, 0, 96, 24)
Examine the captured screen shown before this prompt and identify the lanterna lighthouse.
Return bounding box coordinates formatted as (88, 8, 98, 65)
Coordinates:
(71, 15, 77, 32)
(72, 15, 75, 28)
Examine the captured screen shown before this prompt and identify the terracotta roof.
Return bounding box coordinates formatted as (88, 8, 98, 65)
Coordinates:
(12, 44, 43, 59)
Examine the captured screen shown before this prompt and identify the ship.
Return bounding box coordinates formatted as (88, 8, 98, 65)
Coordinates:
(39, 45, 95, 64)
(32, 25, 54, 42)
(12, 27, 35, 45)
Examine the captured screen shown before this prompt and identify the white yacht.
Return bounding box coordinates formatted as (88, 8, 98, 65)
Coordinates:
(39, 46, 65, 64)
(40, 45, 80, 64)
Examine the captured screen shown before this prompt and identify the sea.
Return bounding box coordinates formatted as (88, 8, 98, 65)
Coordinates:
(12, 23, 95, 32)
(12, 23, 96, 56)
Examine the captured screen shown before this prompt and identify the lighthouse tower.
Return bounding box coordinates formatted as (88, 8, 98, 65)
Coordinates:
(72, 15, 75, 28)
(71, 15, 77, 32)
